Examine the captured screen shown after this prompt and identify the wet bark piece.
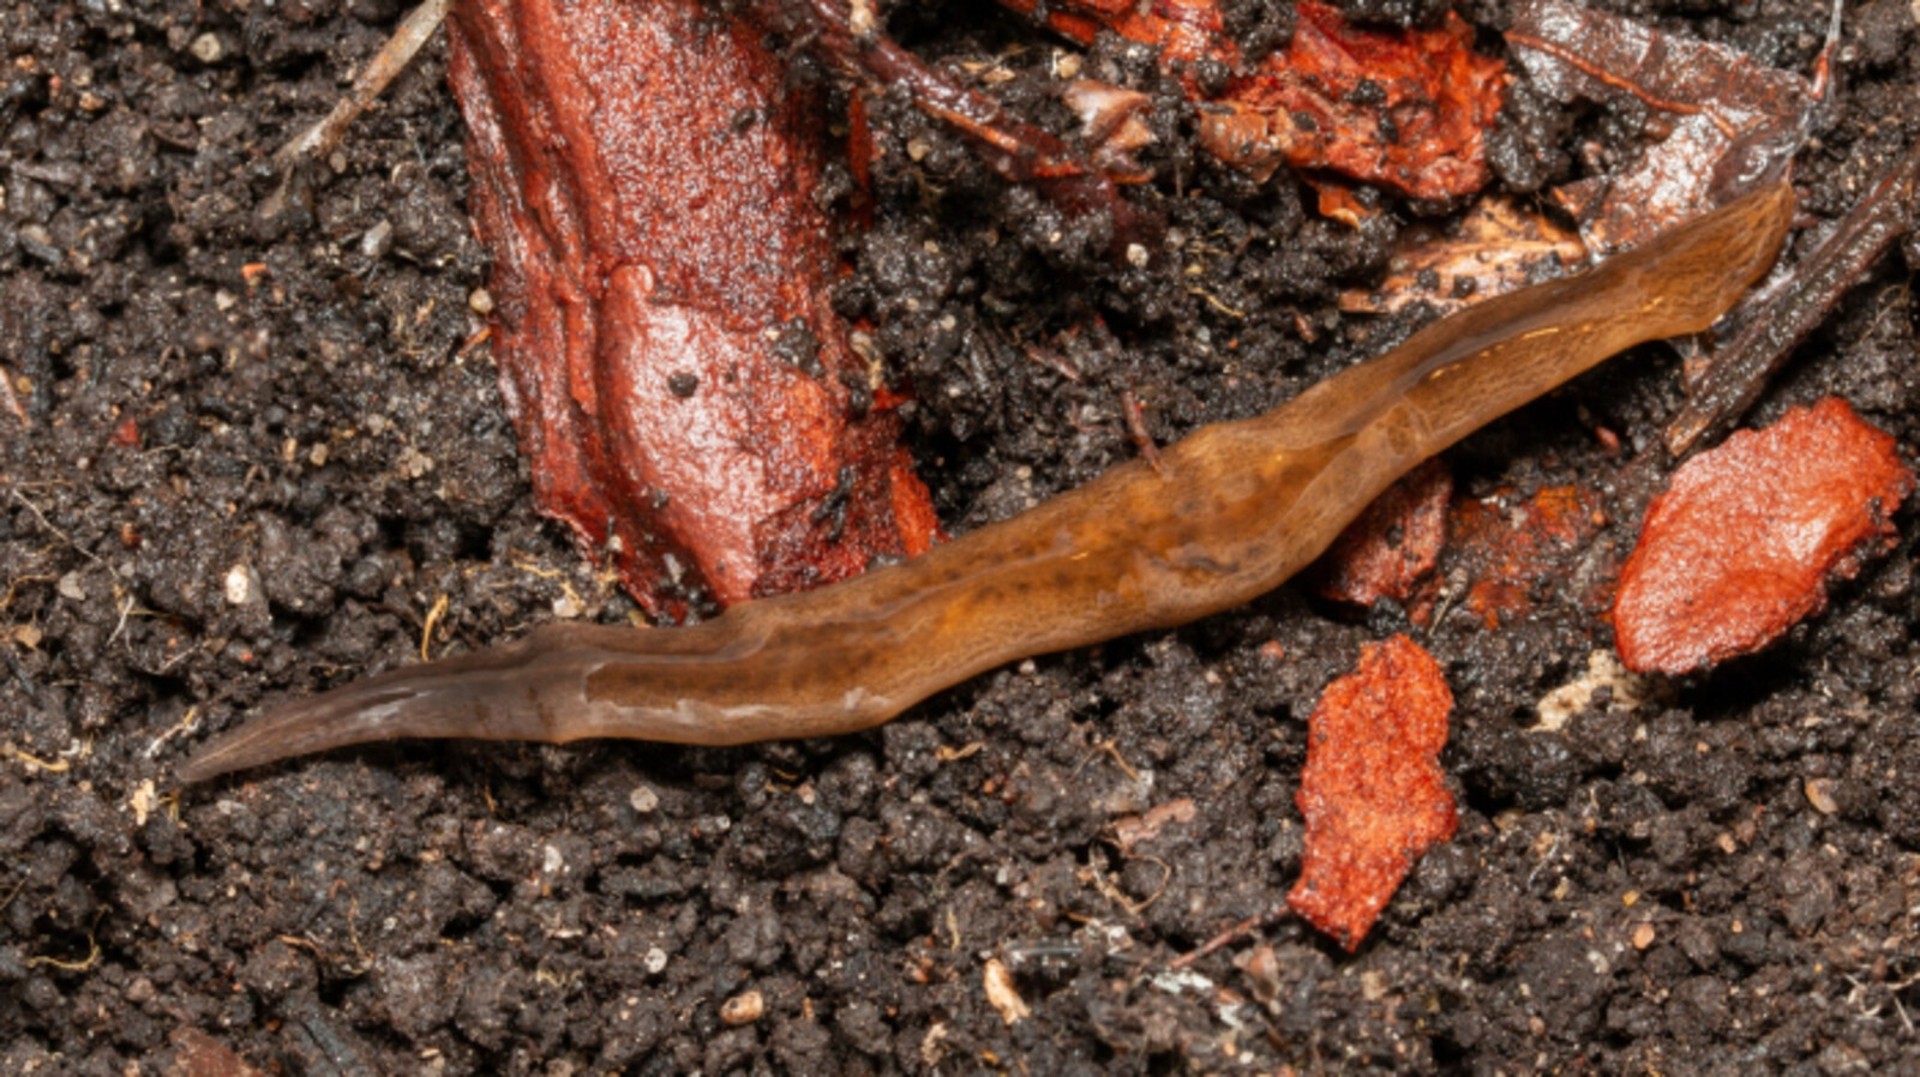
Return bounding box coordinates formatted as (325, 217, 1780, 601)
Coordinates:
(1290, 634, 1457, 952)
(1507, 0, 1812, 254)
(446, 0, 936, 620)
(1311, 458, 1450, 610)
(1614, 398, 1913, 675)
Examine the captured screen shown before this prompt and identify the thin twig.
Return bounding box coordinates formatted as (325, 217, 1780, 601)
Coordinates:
(1667, 138, 1920, 455)
(275, 0, 452, 166)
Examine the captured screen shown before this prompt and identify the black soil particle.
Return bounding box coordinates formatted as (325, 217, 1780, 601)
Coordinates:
(3, 0, 1919, 1071)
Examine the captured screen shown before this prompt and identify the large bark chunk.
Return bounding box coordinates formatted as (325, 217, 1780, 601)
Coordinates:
(447, 0, 936, 620)
(1614, 398, 1911, 674)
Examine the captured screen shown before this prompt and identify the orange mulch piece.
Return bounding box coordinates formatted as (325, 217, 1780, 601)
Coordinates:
(1313, 459, 1451, 610)
(1290, 634, 1457, 952)
(446, 0, 937, 620)
(1005, 0, 1229, 70)
(1447, 484, 1608, 628)
(1203, 1, 1508, 203)
(1009, 0, 1507, 203)
(1613, 398, 1912, 674)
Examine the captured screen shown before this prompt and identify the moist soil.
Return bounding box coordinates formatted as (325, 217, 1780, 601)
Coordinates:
(3, 0, 1918, 1072)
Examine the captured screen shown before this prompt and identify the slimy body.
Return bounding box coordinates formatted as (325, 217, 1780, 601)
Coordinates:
(176, 181, 1794, 784)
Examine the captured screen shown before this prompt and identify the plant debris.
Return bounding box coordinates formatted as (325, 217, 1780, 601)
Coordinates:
(1289, 634, 1457, 952)
(1668, 138, 1920, 454)
(1009, 0, 1507, 205)
(1447, 485, 1608, 628)
(1311, 459, 1450, 610)
(1339, 196, 1589, 317)
(758, 0, 1158, 255)
(445, 0, 937, 620)
(1507, 0, 1815, 253)
(1614, 398, 1913, 674)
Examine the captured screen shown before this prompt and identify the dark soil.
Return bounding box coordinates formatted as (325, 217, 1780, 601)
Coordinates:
(4, 0, 1919, 1072)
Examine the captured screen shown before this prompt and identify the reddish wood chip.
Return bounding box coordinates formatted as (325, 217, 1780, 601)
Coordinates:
(447, 0, 936, 620)
(1011, 0, 1506, 202)
(1313, 459, 1451, 609)
(1203, 1, 1507, 201)
(1289, 634, 1457, 952)
(1613, 398, 1912, 674)
(1448, 485, 1608, 628)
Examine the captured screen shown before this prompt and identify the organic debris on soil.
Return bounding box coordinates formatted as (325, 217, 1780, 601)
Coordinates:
(1614, 397, 1913, 674)
(1447, 484, 1608, 628)
(1669, 139, 1920, 454)
(446, 0, 936, 620)
(1339, 195, 1590, 316)
(1507, 0, 1815, 253)
(1010, 0, 1507, 205)
(5, 0, 1920, 1071)
(1289, 634, 1457, 952)
(1312, 459, 1450, 610)
(756, 0, 1157, 255)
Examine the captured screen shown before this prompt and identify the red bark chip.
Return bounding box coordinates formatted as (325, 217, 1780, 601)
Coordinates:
(1448, 484, 1607, 628)
(1289, 634, 1458, 952)
(1205, 1, 1508, 202)
(1313, 459, 1451, 609)
(446, 0, 936, 621)
(1614, 398, 1912, 674)
(1007, 0, 1507, 202)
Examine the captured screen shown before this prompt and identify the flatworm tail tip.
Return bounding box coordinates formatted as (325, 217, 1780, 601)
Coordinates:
(171, 660, 501, 786)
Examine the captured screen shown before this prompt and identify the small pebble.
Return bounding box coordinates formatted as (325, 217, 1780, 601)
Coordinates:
(188, 33, 223, 64)
(720, 990, 764, 1026)
(1804, 777, 1839, 815)
(224, 564, 256, 606)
